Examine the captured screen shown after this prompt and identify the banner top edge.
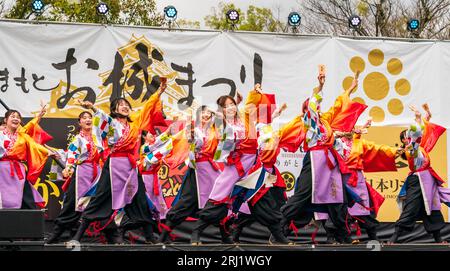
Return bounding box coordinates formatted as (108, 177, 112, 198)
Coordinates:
(1, 18, 449, 43)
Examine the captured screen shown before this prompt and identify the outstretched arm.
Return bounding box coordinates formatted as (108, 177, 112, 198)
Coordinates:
(78, 99, 98, 113)
(422, 103, 431, 122)
(343, 71, 360, 97)
(21, 101, 48, 133)
(313, 74, 325, 95)
(409, 104, 422, 125)
(271, 103, 287, 120)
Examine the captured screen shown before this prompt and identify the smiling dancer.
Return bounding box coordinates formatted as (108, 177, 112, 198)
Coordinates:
(70, 81, 167, 244)
(280, 71, 367, 244)
(0, 106, 54, 210)
(389, 104, 450, 244)
(46, 111, 103, 244)
(189, 85, 266, 245)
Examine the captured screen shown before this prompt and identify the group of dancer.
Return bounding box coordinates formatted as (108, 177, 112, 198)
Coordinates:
(1, 68, 449, 245)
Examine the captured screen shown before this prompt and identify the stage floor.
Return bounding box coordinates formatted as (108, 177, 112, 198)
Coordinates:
(2, 241, 450, 251)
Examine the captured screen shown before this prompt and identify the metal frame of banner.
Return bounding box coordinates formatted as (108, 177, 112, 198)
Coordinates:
(0, 18, 449, 43)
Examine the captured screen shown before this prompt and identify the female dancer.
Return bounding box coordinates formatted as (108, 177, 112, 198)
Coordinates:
(46, 111, 102, 243)
(158, 105, 223, 243)
(230, 103, 304, 244)
(71, 82, 166, 243)
(139, 130, 171, 222)
(0, 108, 53, 210)
(389, 104, 449, 244)
(318, 118, 402, 243)
(190, 85, 264, 245)
(280, 72, 366, 244)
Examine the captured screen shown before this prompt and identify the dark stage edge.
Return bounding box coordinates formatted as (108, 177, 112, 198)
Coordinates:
(2, 242, 450, 251)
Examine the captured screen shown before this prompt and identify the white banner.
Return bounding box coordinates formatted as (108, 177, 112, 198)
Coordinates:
(1, 21, 449, 221)
(0, 21, 449, 127)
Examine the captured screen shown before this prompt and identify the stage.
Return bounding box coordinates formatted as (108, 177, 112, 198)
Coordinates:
(1, 242, 450, 251)
(2, 219, 450, 251)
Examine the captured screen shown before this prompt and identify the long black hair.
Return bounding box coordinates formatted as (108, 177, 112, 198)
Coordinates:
(110, 98, 132, 122)
(195, 105, 215, 128)
(216, 95, 239, 128)
(399, 129, 407, 160)
(141, 130, 149, 146)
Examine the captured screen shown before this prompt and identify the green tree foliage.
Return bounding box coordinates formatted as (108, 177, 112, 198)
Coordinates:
(204, 2, 283, 32)
(3, 0, 163, 26)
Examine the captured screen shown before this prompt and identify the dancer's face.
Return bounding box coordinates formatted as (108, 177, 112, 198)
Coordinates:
(145, 132, 155, 145)
(79, 113, 93, 131)
(401, 137, 408, 145)
(116, 100, 131, 117)
(201, 109, 213, 123)
(400, 130, 408, 146)
(5, 112, 21, 132)
(223, 98, 237, 120)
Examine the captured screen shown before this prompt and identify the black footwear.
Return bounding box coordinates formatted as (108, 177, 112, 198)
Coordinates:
(191, 220, 209, 245)
(268, 233, 294, 245)
(335, 232, 352, 244)
(191, 231, 201, 245)
(231, 226, 242, 244)
(158, 221, 175, 244)
(388, 227, 403, 244)
(268, 226, 294, 245)
(104, 228, 125, 244)
(143, 223, 157, 244)
(433, 231, 443, 243)
(220, 226, 233, 244)
(71, 219, 91, 242)
(367, 228, 379, 241)
(325, 235, 336, 244)
(323, 222, 337, 244)
(158, 229, 172, 244)
(69, 228, 78, 240)
(387, 233, 399, 244)
(46, 225, 65, 244)
(388, 227, 404, 245)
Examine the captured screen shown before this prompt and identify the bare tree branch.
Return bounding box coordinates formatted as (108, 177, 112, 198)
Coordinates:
(300, 0, 450, 39)
(0, 1, 5, 17)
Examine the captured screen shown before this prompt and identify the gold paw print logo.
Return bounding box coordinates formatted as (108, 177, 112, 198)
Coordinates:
(281, 171, 295, 192)
(343, 49, 411, 122)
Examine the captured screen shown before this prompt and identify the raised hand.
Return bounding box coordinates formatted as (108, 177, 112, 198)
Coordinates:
(409, 105, 422, 123)
(353, 128, 368, 135)
(349, 77, 358, 93)
(236, 91, 243, 105)
(37, 100, 48, 119)
(334, 130, 353, 139)
(422, 103, 431, 121)
(47, 150, 60, 159)
(409, 104, 421, 116)
(158, 77, 167, 96)
(254, 83, 262, 94)
(77, 99, 94, 110)
(362, 117, 372, 129)
(272, 103, 288, 119)
(318, 74, 326, 86)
